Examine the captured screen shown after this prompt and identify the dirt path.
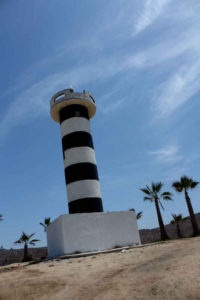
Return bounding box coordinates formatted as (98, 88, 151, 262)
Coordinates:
(0, 237, 200, 300)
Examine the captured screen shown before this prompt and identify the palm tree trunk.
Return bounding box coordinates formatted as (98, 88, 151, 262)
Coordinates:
(154, 198, 168, 240)
(184, 189, 199, 236)
(24, 244, 28, 261)
(176, 222, 182, 238)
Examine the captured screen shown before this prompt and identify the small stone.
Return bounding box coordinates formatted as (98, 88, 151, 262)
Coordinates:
(121, 249, 127, 253)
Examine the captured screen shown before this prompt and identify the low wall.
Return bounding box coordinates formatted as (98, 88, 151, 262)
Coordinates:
(140, 212, 200, 244)
(0, 247, 47, 266)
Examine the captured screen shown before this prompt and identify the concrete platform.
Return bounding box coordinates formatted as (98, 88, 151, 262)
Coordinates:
(46, 211, 141, 258)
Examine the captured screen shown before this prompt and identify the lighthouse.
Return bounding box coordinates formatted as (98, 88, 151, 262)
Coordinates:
(50, 88, 103, 214)
(46, 87, 141, 258)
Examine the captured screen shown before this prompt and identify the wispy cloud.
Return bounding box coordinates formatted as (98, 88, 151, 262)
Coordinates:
(99, 99, 126, 114)
(3, 38, 176, 141)
(0, 57, 130, 141)
(152, 59, 200, 117)
(1, 33, 199, 141)
(0, 74, 60, 141)
(149, 144, 182, 163)
(1, 0, 200, 141)
(98, 89, 127, 114)
(101, 173, 133, 188)
(134, 0, 171, 35)
(130, 26, 200, 69)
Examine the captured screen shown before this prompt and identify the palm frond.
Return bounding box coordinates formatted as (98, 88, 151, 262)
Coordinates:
(161, 191, 172, 201)
(14, 232, 38, 246)
(29, 242, 36, 246)
(176, 214, 183, 222)
(143, 196, 153, 202)
(152, 182, 163, 193)
(21, 232, 29, 242)
(28, 233, 35, 240)
(29, 239, 40, 245)
(180, 176, 199, 189)
(170, 213, 183, 223)
(180, 176, 191, 188)
(172, 181, 183, 192)
(40, 222, 46, 228)
(163, 196, 172, 200)
(40, 217, 51, 229)
(44, 217, 51, 226)
(151, 182, 156, 192)
(159, 199, 165, 211)
(30, 239, 40, 243)
(14, 239, 22, 244)
(129, 209, 143, 219)
(161, 192, 171, 196)
(136, 211, 143, 220)
(190, 180, 199, 189)
(140, 188, 151, 195)
(173, 176, 199, 191)
(146, 185, 153, 194)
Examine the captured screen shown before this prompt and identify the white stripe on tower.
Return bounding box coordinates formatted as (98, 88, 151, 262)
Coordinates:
(60, 117, 91, 137)
(67, 180, 102, 203)
(64, 147, 96, 168)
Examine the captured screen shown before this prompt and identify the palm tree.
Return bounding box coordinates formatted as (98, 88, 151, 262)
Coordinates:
(40, 217, 51, 230)
(172, 176, 199, 236)
(170, 214, 183, 238)
(129, 208, 143, 220)
(14, 232, 40, 262)
(0, 214, 3, 221)
(140, 182, 172, 240)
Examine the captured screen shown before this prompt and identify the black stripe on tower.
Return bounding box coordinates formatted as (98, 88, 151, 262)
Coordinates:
(65, 162, 99, 184)
(59, 104, 89, 123)
(69, 197, 103, 214)
(62, 131, 94, 154)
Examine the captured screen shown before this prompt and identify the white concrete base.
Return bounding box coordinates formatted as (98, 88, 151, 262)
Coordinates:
(46, 211, 141, 258)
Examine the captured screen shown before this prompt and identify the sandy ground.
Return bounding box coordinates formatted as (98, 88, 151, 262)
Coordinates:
(0, 237, 200, 300)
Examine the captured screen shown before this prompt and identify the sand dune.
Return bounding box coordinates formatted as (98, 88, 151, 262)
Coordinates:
(0, 237, 200, 300)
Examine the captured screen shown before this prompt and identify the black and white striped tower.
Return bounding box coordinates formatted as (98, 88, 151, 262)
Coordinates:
(50, 88, 103, 214)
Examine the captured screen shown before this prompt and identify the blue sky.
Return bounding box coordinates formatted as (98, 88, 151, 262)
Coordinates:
(0, 0, 200, 248)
